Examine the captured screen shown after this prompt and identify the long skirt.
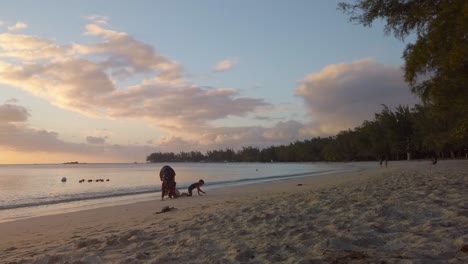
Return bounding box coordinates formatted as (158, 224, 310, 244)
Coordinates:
(162, 180, 176, 198)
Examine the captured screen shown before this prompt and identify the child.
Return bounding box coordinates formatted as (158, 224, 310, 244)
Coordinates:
(188, 179, 206, 196)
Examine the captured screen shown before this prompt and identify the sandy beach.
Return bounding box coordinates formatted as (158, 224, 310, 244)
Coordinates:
(1, 160, 467, 263)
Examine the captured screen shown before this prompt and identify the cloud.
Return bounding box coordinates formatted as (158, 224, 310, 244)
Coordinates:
(296, 58, 419, 133)
(0, 23, 268, 131)
(5, 98, 18, 103)
(0, 21, 423, 160)
(0, 102, 79, 152)
(0, 101, 30, 123)
(84, 15, 109, 25)
(214, 58, 238, 72)
(0, 18, 305, 160)
(155, 120, 316, 152)
(0, 101, 313, 162)
(74, 23, 183, 81)
(0, 121, 155, 161)
(262, 121, 308, 141)
(8, 22, 27, 32)
(0, 20, 277, 158)
(86, 136, 106, 144)
(0, 102, 154, 162)
(0, 33, 70, 60)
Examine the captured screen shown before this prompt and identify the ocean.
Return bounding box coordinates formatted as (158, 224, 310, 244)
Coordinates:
(0, 162, 364, 222)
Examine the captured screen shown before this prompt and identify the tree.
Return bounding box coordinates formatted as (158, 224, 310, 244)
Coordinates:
(339, 0, 468, 143)
(357, 120, 386, 159)
(394, 105, 414, 160)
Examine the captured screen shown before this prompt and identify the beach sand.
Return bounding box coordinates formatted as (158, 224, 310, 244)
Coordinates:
(1, 160, 467, 263)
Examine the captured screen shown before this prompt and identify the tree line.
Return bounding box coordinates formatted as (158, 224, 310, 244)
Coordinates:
(147, 104, 467, 163)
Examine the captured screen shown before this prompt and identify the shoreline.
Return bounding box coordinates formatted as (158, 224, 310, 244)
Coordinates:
(0, 163, 364, 223)
(1, 160, 467, 263)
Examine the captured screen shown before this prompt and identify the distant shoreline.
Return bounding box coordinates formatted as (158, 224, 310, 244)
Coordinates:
(2, 158, 463, 166)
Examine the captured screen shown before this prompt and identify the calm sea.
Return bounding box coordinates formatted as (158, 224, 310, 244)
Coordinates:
(0, 162, 363, 222)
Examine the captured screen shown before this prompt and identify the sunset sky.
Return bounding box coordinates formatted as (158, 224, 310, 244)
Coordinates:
(0, 0, 419, 164)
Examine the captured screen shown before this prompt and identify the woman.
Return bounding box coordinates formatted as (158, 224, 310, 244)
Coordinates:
(159, 165, 176, 200)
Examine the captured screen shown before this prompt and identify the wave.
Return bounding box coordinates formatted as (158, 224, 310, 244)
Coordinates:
(0, 188, 157, 210)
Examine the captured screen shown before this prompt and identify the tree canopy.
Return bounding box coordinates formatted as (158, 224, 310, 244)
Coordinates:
(338, 0, 468, 142)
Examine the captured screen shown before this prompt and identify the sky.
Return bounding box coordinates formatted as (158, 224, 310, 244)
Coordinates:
(0, 0, 419, 164)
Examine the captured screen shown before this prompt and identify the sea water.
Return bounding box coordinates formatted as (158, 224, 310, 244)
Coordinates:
(0, 162, 363, 222)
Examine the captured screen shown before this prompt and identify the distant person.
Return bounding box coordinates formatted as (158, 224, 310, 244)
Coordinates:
(431, 154, 438, 165)
(159, 165, 176, 200)
(186, 180, 206, 196)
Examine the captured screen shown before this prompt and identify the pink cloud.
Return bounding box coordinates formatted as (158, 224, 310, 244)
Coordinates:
(0, 102, 154, 161)
(214, 58, 238, 72)
(0, 23, 268, 131)
(0, 101, 30, 122)
(86, 136, 107, 144)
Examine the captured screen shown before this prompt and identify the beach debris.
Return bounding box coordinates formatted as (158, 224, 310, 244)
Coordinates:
(155, 206, 176, 214)
(61, 177, 67, 182)
(88, 179, 93, 182)
(297, 184, 303, 186)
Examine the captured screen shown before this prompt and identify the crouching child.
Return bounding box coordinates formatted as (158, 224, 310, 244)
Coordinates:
(188, 179, 206, 196)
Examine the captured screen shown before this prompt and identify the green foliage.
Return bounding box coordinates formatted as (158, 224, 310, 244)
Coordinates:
(338, 0, 468, 147)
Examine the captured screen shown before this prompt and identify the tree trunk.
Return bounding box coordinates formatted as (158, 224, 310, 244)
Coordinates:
(406, 138, 410, 161)
(450, 151, 455, 159)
